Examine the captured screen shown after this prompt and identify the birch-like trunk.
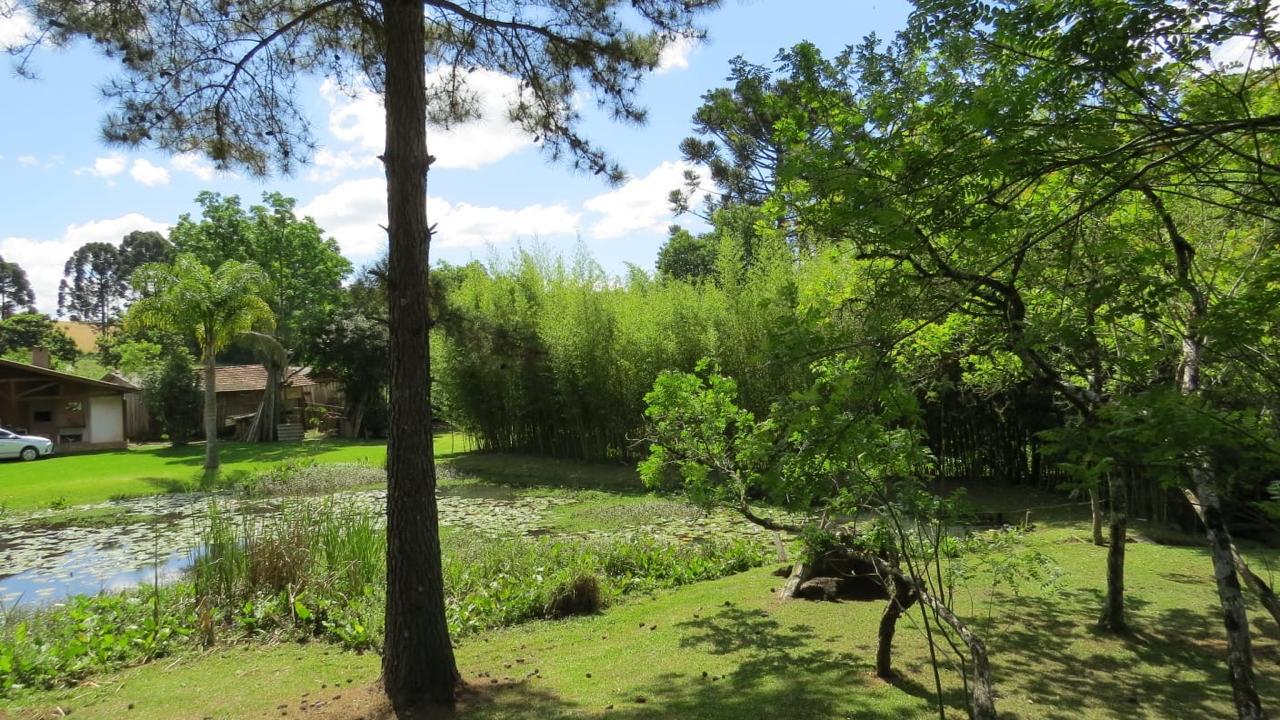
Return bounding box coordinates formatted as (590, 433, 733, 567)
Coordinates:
(1098, 475, 1127, 632)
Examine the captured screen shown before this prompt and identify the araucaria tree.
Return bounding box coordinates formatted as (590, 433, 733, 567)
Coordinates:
(124, 254, 274, 471)
(57, 231, 174, 332)
(0, 256, 36, 319)
(57, 241, 128, 332)
(14, 0, 720, 706)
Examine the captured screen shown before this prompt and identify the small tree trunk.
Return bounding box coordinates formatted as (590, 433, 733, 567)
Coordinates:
(876, 587, 918, 679)
(259, 363, 279, 442)
(203, 351, 218, 471)
(1099, 475, 1127, 632)
(380, 0, 460, 708)
(1193, 480, 1267, 720)
(872, 557, 997, 720)
(1089, 487, 1105, 546)
(1146, 186, 1269, 720)
(1182, 489, 1280, 634)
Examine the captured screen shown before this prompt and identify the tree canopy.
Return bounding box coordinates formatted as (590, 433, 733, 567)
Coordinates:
(0, 256, 35, 319)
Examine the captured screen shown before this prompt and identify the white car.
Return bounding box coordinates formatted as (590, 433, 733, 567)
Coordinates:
(0, 427, 55, 461)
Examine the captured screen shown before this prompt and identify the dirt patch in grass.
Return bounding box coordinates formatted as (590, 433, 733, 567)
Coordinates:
(286, 678, 553, 720)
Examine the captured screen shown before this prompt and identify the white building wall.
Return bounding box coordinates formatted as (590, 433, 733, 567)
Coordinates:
(88, 396, 125, 444)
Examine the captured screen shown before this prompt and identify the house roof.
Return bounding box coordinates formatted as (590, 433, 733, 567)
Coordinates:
(0, 358, 137, 393)
(211, 365, 316, 394)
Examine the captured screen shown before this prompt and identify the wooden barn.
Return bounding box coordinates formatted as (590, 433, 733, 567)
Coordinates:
(208, 365, 342, 438)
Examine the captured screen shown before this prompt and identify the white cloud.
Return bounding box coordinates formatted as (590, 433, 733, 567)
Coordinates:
(298, 178, 388, 258)
(306, 148, 377, 182)
(428, 198, 579, 248)
(0, 214, 169, 314)
(171, 152, 217, 181)
(299, 177, 579, 259)
(320, 67, 533, 170)
(17, 155, 37, 167)
(129, 158, 170, 186)
(583, 160, 703, 239)
(74, 154, 127, 181)
(658, 35, 698, 73)
(0, 5, 34, 50)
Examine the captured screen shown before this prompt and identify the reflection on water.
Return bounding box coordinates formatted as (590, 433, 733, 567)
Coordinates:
(0, 547, 189, 607)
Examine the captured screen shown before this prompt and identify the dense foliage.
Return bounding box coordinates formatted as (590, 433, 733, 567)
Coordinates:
(57, 231, 173, 332)
(0, 313, 79, 366)
(433, 240, 798, 461)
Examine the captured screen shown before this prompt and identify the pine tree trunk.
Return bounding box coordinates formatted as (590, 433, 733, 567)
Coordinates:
(1099, 475, 1127, 632)
(203, 351, 219, 470)
(380, 0, 460, 707)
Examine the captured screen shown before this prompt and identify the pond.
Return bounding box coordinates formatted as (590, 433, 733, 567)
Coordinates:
(0, 488, 784, 608)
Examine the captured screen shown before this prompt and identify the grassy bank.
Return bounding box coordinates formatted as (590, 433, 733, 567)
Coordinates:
(4, 521, 1279, 719)
(0, 433, 473, 512)
(0, 499, 765, 695)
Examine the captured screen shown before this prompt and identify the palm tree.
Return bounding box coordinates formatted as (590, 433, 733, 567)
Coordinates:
(126, 253, 274, 470)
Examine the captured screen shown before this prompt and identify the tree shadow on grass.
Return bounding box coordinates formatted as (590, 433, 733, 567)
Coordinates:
(977, 586, 1280, 720)
(139, 476, 196, 494)
(583, 604, 944, 720)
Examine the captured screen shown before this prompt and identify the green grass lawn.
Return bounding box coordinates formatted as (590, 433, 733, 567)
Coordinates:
(3, 493, 1278, 719)
(0, 433, 475, 511)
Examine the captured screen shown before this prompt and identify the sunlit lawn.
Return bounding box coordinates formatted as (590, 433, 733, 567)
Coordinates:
(0, 432, 475, 511)
(2, 451, 1279, 719)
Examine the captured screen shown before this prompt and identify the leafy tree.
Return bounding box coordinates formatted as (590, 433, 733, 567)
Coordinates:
(18, 3, 720, 702)
(171, 190, 350, 439)
(170, 191, 349, 342)
(0, 312, 80, 365)
(115, 340, 202, 446)
(656, 225, 717, 283)
(125, 254, 274, 471)
(640, 360, 1005, 720)
(58, 232, 175, 333)
(57, 241, 128, 333)
(308, 263, 389, 439)
(310, 294, 390, 438)
(671, 45, 843, 215)
(0, 256, 35, 318)
(119, 230, 174, 277)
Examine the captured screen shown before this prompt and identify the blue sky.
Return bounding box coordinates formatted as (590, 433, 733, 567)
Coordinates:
(0, 1, 914, 313)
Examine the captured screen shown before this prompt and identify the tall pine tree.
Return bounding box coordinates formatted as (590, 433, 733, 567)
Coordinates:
(12, 0, 720, 707)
